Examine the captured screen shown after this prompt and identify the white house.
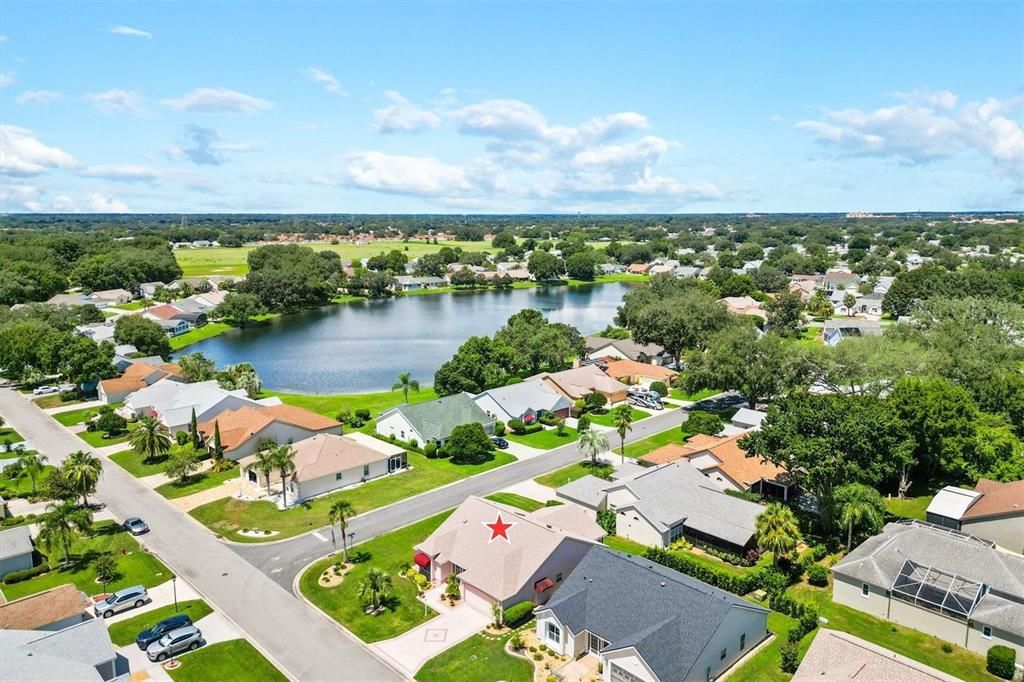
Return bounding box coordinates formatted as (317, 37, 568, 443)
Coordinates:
(472, 380, 572, 425)
(121, 379, 281, 434)
(376, 393, 494, 447)
(0, 526, 34, 579)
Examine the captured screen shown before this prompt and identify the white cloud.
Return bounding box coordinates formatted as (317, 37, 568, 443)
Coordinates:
(86, 192, 129, 212)
(85, 89, 145, 114)
(579, 112, 650, 140)
(373, 91, 441, 134)
(0, 72, 14, 88)
(0, 125, 79, 176)
(17, 90, 62, 105)
(302, 68, 346, 95)
(451, 99, 550, 140)
(110, 25, 152, 38)
(52, 195, 78, 212)
(165, 125, 256, 166)
(0, 183, 43, 211)
(162, 87, 271, 114)
(333, 150, 475, 197)
(78, 164, 161, 183)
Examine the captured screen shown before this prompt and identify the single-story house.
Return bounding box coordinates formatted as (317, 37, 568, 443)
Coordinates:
(531, 365, 630, 404)
(823, 319, 883, 346)
(75, 322, 116, 344)
(0, 585, 91, 632)
(599, 263, 625, 275)
(925, 479, 1024, 553)
(376, 393, 495, 447)
(718, 407, 768, 436)
(674, 265, 704, 279)
(0, 526, 34, 579)
(156, 318, 190, 337)
(472, 380, 572, 425)
(88, 289, 133, 305)
(239, 432, 407, 504)
(139, 281, 168, 299)
(627, 262, 653, 275)
(535, 547, 770, 682)
(718, 296, 768, 320)
(556, 461, 764, 554)
(0, 618, 128, 681)
(45, 293, 94, 307)
(787, 278, 818, 301)
(853, 296, 884, 317)
(198, 405, 342, 460)
(584, 336, 673, 367)
(98, 361, 183, 404)
(122, 379, 281, 434)
(831, 521, 1024, 662)
(175, 291, 227, 312)
(648, 264, 674, 276)
(822, 270, 860, 291)
(413, 496, 603, 614)
(143, 304, 184, 321)
(793, 629, 960, 682)
(601, 359, 678, 387)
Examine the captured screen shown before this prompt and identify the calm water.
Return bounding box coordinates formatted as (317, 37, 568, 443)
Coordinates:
(183, 283, 636, 393)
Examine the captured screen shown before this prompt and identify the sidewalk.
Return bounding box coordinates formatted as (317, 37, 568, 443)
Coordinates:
(43, 399, 105, 415)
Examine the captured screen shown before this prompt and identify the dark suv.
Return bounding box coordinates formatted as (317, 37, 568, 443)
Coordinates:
(136, 614, 194, 650)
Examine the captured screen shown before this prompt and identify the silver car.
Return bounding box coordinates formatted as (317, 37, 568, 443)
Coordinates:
(94, 585, 148, 618)
(146, 625, 203, 662)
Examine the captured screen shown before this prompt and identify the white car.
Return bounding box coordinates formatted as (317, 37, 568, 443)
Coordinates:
(32, 385, 60, 396)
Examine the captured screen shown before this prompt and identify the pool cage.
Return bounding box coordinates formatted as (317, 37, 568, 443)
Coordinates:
(890, 559, 987, 621)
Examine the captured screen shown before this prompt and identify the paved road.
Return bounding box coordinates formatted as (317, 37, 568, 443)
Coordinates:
(0, 388, 401, 682)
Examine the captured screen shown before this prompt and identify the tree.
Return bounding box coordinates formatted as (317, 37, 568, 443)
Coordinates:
(765, 291, 805, 338)
(178, 353, 216, 382)
(214, 292, 267, 326)
(527, 250, 563, 282)
(618, 285, 732, 361)
(113, 315, 171, 358)
(62, 450, 103, 507)
(445, 423, 494, 465)
(612, 404, 634, 463)
(806, 290, 833, 319)
(328, 499, 356, 563)
(584, 392, 608, 412)
(835, 483, 885, 549)
(358, 567, 393, 611)
(130, 416, 172, 464)
(491, 232, 517, 250)
(93, 553, 118, 584)
(683, 411, 724, 437)
(804, 335, 931, 397)
(392, 372, 420, 404)
(272, 445, 296, 508)
(434, 335, 516, 395)
(564, 250, 598, 281)
(190, 408, 202, 449)
(166, 448, 200, 483)
(96, 410, 127, 437)
(842, 292, 857, 316)
(755, 503, 801, 566)
(253, 441, 277, 491)
(16, 450, 48, 496)
(494, 309, 584, 375)
(211, 420, 225, 462)
(59, 336, 116, 385)
(37, 499, 93, 566)
(242, 244, 341, 311)
(577, 428, 609, 467)
(217, 362, 262, 399)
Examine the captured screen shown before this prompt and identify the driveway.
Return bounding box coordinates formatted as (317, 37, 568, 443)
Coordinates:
(115, 612, 242, 680)
(502, 439, 547, 460)
(372, 603, 490, 678)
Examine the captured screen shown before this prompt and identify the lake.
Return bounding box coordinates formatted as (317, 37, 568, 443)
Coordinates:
(182, 282, 637, 394)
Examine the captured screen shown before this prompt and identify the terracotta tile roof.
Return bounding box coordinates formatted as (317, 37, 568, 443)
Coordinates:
(145, 304, 184, 320)
(99, 361, 181, 395)
(602, 359, 678, 382)
(963, 479, 1024, 519)
(198, 405, 340, 452)
(0, 585, 90, 630)
(640, 433, 787, 488)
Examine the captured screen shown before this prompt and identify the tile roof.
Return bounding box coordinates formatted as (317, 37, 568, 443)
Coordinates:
(640, 432, 788, 488)
(963, 478, 1024, 519)
(239, 433, 404, 483)
(601, 359, 678, 382)
(198, 405, 340, 452)
(378, 393, 494, 443)
(145, 304, 184, 320)
(793, 629, 959, 682)
(0, 526, 33, 561)
(531, 365, 629, 400)
(0, 585, 90, 630)
(98, 361, 182, 396)
(584, 336, 667, 361)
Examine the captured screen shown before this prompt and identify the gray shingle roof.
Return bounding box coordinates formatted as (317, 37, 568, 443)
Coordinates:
(0, 526, 33, 561)
(555, 475, 613, 508)
(538, 547, 767, 681)
(380, 393, 494, 442)
(584, 336, 669, 361)
(473, 380, 571, 420)
(1, 619, 118, 681)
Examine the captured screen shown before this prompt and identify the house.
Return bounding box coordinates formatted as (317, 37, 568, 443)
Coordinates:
(97, 361, 183, 404)
(0, 585, 91, 632)
(412, 496, 603, 613)
(394, 276, 423, 291)
(76, 322, 116, 344)
(822, 270, 860, 291)
(239, 432, 407, 504)
(472, 380, 572, 425)
(925, 479, 1024, 552)
(535, 547, 769, 682)
(792, 629, 960, 682)
(822, 319, 883, 346)
(719, 407, 767, 435)
(0, 526, 34, 579)
(88, 289, 133, 305)
(627, 262, 653, 275)
(144, 303, 207, 328)
(376, 393, 495, 447)
(155, 318, 190, 337)
(197, 405, 342, 460)
(718, 296, 768, 320)
(45, 293, 94, 307)
(121, 379, 281, 433)
(787, 278, 819, 301)
(648, 264, 674, 276)
(674, 265, 704, 279)
(556, 461, 764, 554)
(531, 365, 630, 404)
(584, 336, 674, 367)
(139, 281, 167, 298)
(601, 359, 678, 387)
(639, 432, 793, 500)
(853, 296, 884, 317)
(599, 263, 625, 275)
(0, 619, 128, 681)
(831, 521, 1024, 662)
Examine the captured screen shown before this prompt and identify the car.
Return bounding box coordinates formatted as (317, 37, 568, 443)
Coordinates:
(94, 585, 148, 618)
(136, 614, 194, 650)
(491, 437, 509, 449)
(145, 625, 203, 662)
(32, 385, 59, 396)
(123, 517, 149, 535)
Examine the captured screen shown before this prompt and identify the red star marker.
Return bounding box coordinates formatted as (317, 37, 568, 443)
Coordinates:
(485, 514, 515, 543)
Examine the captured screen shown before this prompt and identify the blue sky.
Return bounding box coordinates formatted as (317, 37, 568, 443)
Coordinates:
(1, 1, 1021, 213)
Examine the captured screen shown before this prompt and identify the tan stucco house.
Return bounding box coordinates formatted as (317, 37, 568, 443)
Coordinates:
(197, 405, 342, 460)
(925, 479, 1023, 553)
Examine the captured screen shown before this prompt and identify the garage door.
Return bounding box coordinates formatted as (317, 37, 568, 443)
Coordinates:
(463, 585, 494, 615)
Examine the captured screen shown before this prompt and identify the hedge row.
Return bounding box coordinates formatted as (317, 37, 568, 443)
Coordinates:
(3, 564, 51, 584)
(503, 600, 535, 627)
(644, 547, 768, 595)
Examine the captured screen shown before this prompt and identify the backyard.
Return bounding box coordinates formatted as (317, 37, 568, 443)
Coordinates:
(505, 425, 578, 450)
(727, 610, 813, 682)
(106, 599, 213, 646)
(298, 512, 451, 642)
(190, 450, 514, 542)
(882, 494, 932, 521)
(415, 630, 533, 682)
(166, 639, 287, 682)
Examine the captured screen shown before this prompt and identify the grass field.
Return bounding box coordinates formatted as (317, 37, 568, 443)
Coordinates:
(53, 404, 121, 427)
(191, 450, 514, 542)
(505, 426, 578, 450)
(883, 494, 932, 520)
(106, 599, 213, 646)
(166, 639, 286, 682)
(416, 631, 533, 682)
(0, 462, 56, 498)
(156, 463, 239, 500)
(535, 460, 613, 488)
(620, 427, 683, 458)
(669, 387, 721, 402)
(169, 322, 233, 350)
(0, 426, 25, 444)
(586, 406, 650, 427)
(299, 512, 451, 642)
(267, 388, 439, 429)
(32, 394, 83, 409)
(77, 429, 132, 448)
(110, 301, 147, 311)
(484, 492, 545, 512)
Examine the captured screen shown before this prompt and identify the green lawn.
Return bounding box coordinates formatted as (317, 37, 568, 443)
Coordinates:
(191, 450, 514, 542)
(0, 462, 56, 498)
(267, 387, 439, 430)
(789, 583, 990, 681)
(32, 394, 83, 409)
(586, 406, 650, 427)
(883, 494, 932, 520)
(299, 512, 451, 642)
(728, 610, 813, 682)
(416, 631, 533, 682)
(107, 600, 213, 646)
(505, 426, 578, 450)
(166, 639, 286, 682)
(156, 463, 239, 499)
(484, 492, 545, 512)
(109, 449, 171, 478)
(621, 427, 683, 458)
(169, 322, 233, 350)
(602, 535, 650, 556)
(54, 404, 120, 427)
(669, 387, 721, 402)
(2, 521, 172, 600)
(535, 460, 613, 488)
(77, 429, 132, 448)
(111, 301, 147, 311)
(0, 426, 25, 444)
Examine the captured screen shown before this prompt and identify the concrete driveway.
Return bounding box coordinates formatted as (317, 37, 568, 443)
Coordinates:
(372, 603, 490, 678)
(115, 612, 242, 680)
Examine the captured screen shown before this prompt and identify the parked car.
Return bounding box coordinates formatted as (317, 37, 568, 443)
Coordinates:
(95, 585, 148, 618)
(136, 614, 193, 650)
(32, 385, 59, 395)
(491, 437, 509, 449)
(123, 517, 149, 535)
(145, 625, 203, 662)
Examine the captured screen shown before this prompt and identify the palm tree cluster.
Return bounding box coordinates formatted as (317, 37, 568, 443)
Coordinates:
(253, 441, 296, 507)
(755, 503, 802, 566)
(359, 567, 393, 612)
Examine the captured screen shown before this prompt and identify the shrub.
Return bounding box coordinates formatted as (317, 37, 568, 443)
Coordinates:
(684, 410, 724, 436)
(509, 633, 524, 650)
(96, 411, 127, 436)
(987, 645, 1016, 679)
(1, 515, 25, 527)
(649, 381, 668, 397)
(59, 389, 80, 402)
(494, 422, 506, 437)
(533, 653, 544, 661)
(576, 414, 590, 432)
(503, 600, 534, 627)
(538, 414, 557, 427)
(3, 564, 50, 584)
(175, 431, 190, 446)
(508, 418, 526, 435)
(354, 408, 371, 421)
(806, 564, 829, 587)
(424, 443, 438, 458)
(349, 549, 371, 563)
(779, 643, 799, 673)
(584, 392, 607, 411)
(409, 438, 418, 448)
(941, 642, 953, 654)
(596, 509, 616, 535)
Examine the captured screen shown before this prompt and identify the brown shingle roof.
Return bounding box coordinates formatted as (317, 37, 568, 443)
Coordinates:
(198, 405, 340, 452)
(602, 359, 678, 382)
(99, 361, 181, 395)
(0, 585, 89, 630)
(963, 479, 1024, 519)
(239, 432, 403, 482)
(640, 433, 787, 488)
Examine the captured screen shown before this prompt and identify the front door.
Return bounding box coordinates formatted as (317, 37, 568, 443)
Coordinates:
(388, 455, 402, 473)
(587, 632, 608, 655)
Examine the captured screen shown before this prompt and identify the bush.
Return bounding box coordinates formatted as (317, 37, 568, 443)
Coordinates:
(806, 564, 829, 587)
(503, 600, 534, 627)
(96, 411, 127, 436)
(3, 563, 51, 584)
(596, 509, 616, 535)
(175, 431, 190, 446)
(941, 642, 953, 654)
(584, 392, 607, 411)
(576, 414, 590, 432)
(683, 410, 724, 436)
(424, 443, 438, 458)
(354, 408, 371, 421)
(779, 643, 799, 673)
(349, 549, 371, 563)
(494, 422, 506, 437)
(1, 515, 25, 527)
(59, 389, 80, 402)
(409, 438, 418, 448)
(649, 381, 668, 397)
(508, 418, 526, 435)
(538, 414, 557, 427)
(987, 645, 1016, 679)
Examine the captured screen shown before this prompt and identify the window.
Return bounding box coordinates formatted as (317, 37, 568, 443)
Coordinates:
(720, 648, 727, 661)
(861, 583, 870, 598)
(670, 522, 686, 543)
(545, 622, 561, 645)
(363, 464, 370, 477)
(400, 430, 405, 439)
(740, 633, 746, 650)
(982, 626, 992, 639)
(335, 473, 343, 481)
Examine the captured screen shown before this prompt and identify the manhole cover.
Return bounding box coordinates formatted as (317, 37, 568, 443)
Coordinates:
(423, 629, 447, 643)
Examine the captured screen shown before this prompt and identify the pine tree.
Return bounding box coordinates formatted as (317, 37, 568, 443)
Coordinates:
(189, 407, 201, 449)
(212, 421, 224, 463)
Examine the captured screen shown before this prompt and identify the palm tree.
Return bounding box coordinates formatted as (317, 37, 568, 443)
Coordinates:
(272, 445, 296, 508)
(62, 451, 103, 508)
(16, 450, 48, 496)
(358, 567, 393, 611)
(611, 405, 634, 464)
(328, 499, 356, 563)
(392, 372, 420, 404)
(130, 416, 172, 464)
(577, 428, 609, 468)
(253, 442, 277, 492)
(843, 292, 857, 317)
(755, 503, 802, 566)
(37, 500, 93, 566)
(835, 483, 885, 550)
